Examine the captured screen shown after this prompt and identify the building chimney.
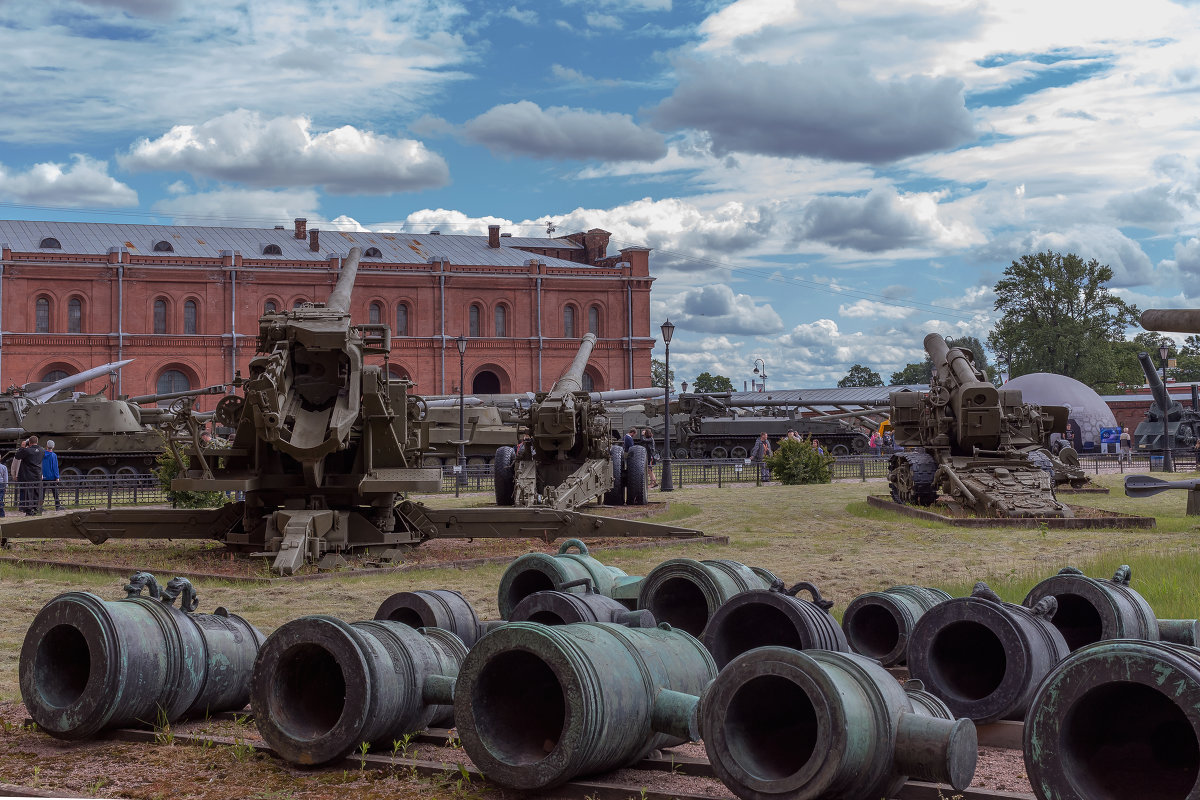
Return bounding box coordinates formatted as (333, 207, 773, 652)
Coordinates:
(294, 218, 307, 239)
(309, 228, 320, 252)
(488, 225, 501, 248)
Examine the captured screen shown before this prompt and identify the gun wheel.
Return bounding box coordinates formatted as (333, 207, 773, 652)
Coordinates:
(214, 395, 245, 428)
(888, 452, 938, 505)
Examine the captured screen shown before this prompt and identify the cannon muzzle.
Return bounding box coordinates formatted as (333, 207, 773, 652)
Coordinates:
(924, 332, 987, 388)
(325, 247, 362, 314)
(547, 333, 597, 397)
(1141, 308, 1200, 333)
(1137, 350, 1181, 419)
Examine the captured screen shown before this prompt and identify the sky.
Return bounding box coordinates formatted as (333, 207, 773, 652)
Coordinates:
(4, 0, 1200, 389)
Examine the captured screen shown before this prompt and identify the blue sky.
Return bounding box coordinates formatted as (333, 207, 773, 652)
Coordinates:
(4, 0, 1200, 388)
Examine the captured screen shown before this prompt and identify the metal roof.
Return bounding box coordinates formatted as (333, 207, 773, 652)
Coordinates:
(0, 220, 599, 269)
(727, 386, 926, 407)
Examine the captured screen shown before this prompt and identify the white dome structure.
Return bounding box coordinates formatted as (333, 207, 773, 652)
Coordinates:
(1004, 373, 1117, 449)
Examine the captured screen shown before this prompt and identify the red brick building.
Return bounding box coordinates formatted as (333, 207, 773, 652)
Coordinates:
(0, 219, 656, 404)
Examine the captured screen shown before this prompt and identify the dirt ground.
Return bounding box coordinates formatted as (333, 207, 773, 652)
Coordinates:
(2, 472, 1186, 798)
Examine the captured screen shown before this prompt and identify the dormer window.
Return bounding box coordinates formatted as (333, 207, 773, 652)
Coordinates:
(40, 237, 61, 249)
(153, 240, 174, 252)
(262, 244, 282, 255)
(364, 247, 382, 258)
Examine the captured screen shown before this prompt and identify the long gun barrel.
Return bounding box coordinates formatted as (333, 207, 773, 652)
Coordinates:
(325, 247, 362, 314)
(1141, 309, 1200, 334)
(1137, 351, 1180, 419)
(548, 333, 597, 397)
(128, 384, 228, 405)
(924, 332, 983, 388)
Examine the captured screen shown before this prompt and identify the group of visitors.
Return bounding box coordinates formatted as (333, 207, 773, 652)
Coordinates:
(1, 436, 63, 516)
(867, 430, 896, 454)
(623, 427, 659, 487)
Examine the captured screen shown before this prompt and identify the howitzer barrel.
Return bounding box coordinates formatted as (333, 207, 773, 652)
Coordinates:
(250, 615, 464, 766)
(1141, 307, 1200, 333)
(453, 621, 715, 790)
(702, 647, 977, 799)
(374, 589, 490, 648)
(19, 572, 264, 740)
(701, 582, 848, 669)
(637, 558, 780, 637)
(325, 247, 362, 313)
(127, 384, 227, 405)
(1024, 639, 1200, 800)
(509, 587, 655, 627)
(496, 539, 638, 619)
(842, 585, 953, 667)
(548, 332, 597, 397)
(1137, 350, 1178, 416)
(924, 332, 982, 388)
(1024, 565, 1199, 650)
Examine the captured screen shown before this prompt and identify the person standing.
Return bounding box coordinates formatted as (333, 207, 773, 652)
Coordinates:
(1120, 427, 1132, 464)
(640, 428, 658, 488)
(10, 452, 22, 514)
(750, 431, 772, 482)
(16, 436, 46, 515)
(0, 458, 8, 517)
(623, 427, 637, 452)
(42, 440, 63, 511)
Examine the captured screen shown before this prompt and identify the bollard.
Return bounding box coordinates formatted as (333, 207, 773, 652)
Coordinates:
(702, 647, 977, 800)
(1023, 565, 1199, 651)
(251, 615, 465, 766)
(842, 585, 953, 666)
(907, 582, 1069, 723)
(702, 582, 848, 669)
(496, 539, 641, 619)
(637, 558, 779, 637)
(375, 588, 490, 647)
(509, 579, 655, 627)
(454, 621, 716, 790)
(1024, 639, 1200, 800)
(19, 572, 264, 740)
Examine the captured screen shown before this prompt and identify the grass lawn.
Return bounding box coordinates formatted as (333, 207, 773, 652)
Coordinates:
(2, 471, 1199, 701)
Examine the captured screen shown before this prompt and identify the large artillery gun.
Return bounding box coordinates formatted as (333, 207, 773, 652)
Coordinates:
(1131, 350, 1200, 453)
(0, 248, 697, 572)
(494, 333, 645, 510)
(888, 333, 1072, 517)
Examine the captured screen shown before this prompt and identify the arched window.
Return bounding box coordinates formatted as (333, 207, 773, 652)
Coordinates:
(153, 299, 167, 334)
(39, 237, 61, 249)
(184, 300, 197, 334)
(583, 372, 595, 392)
(294, 299, 307, 308)
(563, 306, 575, 339)
(396, 303, 409, 336)
(153, 240, 174, 252)
(469, 304, 481, 337)
(588, 305, 600, 336)
(42, 369, 70, 383)
(35, 297, 50, 333)
(156, 369, 190, 395)
(262, 244, 282, 255)
(364, 247, 382, 258)
(264, 300, 278, 314)
(369, 302, 382, 325)
(494, 305, 507, 337)
(68, 298, 82, 333)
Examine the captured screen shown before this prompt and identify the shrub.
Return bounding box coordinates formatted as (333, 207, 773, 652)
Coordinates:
(765, 438, 835, 485)
(154, 440, 225, 508)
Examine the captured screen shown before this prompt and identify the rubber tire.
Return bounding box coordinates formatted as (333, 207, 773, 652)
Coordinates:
(493, 446, 516, 506)
(711, 446, 729, 459)
(831, 444, 850, 456)
(888, 451, 938, 505)
(625, 445, 648, 506)
(604, 446, 626, 506)
(731, 446, 748, 459)
(851, 436, 869, 454)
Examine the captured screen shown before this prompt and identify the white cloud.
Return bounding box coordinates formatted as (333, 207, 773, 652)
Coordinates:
(838, 299, 915, 320)
(585, 13, 622, 29)
(121, 110, 449, 194)
(660, 283, 784, 335)
(151, 187, 321, 225)
(463, 101, 667, 162)
(793, 188, 982, 253)
(0, 155, 136, 207)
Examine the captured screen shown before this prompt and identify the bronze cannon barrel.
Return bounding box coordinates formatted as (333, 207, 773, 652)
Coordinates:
(496, 539, 639, 619)
(702, 647, 977, 799)
(841, 585, 953, 666)
(250, 615, 464, 766)
(374, 589, 490, 648)
(19, 572, 264, 740)
(1024, 639, 1200, 800)
(509, 584, 655, 627)
(701, 582, 848, 669)
(1023, 565, 1198, 650)
(1141, 308, 1200, 334)
(907, 583, 1069, 723)
(454, 621, 715, 790)
(637, 558, 779, 637)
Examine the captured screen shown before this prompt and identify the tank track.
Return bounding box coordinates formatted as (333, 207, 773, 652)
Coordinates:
(888, 451, 939, 505)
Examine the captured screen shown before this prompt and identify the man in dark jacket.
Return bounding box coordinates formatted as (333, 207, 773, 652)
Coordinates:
(622, 427, 637, 451)
(16, 435, 46, 514)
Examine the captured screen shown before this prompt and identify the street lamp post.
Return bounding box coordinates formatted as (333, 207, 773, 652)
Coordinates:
(660, 319, 675, 492)
(1161, 344, 1174, 473)
(753, 357, 767, 392)
(456, 335, 468, 495)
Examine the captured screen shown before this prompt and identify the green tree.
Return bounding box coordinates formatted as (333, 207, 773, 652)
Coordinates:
(154, 443, 224, 509)
(692, 371, 734, 393)
(837, 364, 884, 388)
(651, 358, 675, 390)
(890, 361, 932, 385)
(765, 438, 835, 484)
(987, 251, 1139, 388)
(889, 335, 992, 385)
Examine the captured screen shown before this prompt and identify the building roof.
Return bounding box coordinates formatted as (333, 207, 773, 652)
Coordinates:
(726, 386, 925, 407)
(0, 220, 599, 269)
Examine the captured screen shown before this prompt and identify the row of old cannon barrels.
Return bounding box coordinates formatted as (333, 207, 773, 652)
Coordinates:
(17, 545, 1200, 799)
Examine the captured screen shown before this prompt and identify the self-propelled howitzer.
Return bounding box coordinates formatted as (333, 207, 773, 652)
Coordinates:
(1131, 350, 1200, 453)
(887, 332, 1072, 517)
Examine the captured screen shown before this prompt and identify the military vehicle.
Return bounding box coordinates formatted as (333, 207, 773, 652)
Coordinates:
(420, 402, 517, 466)
(1132, 350, 1200, 454)
(887, 333, 1072, 518)
(494, 332, 645, 510)
(0, 248, 696, 572)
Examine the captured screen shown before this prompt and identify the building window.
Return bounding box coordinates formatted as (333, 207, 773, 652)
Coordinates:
(583, 372, 595, 392)
(294, 299, 307, 308)
(396, 303, 409, 336)
(495, 305, 507, 337)
(39, 237, 61, 249)
(364, 247, 382, 258)
(262, 244, 282, 255)
(42, 369, 70, 383)
(153, 240, 174, 252)
(469, 304, 481, 337)
(264, 300, 278, 314)
(154, 299, 167, 334)
(157, 369, 190, 395)
(563, 306, 575, 338)
(35, 297, 50, 333)
(369, 302, 382, 325)
(184, 300, 197, 334)
(68, 298, 82, 333)
(588, 305, 600, 336)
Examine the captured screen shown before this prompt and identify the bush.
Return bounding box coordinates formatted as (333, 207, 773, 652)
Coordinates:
(765, 438, 835, 485)
(154, 443, 225, 509)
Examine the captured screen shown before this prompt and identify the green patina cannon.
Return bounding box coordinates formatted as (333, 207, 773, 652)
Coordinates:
(250, 615, 463, 766)
(374, 588, 492, 648)
(19, 572, 263, 739)
(636, 557, 779, 636)
(841, 585, 952, 666)
(496, 538, 641, 618)
(509, 580, 655, 627)
(701, 581, 848, 669)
